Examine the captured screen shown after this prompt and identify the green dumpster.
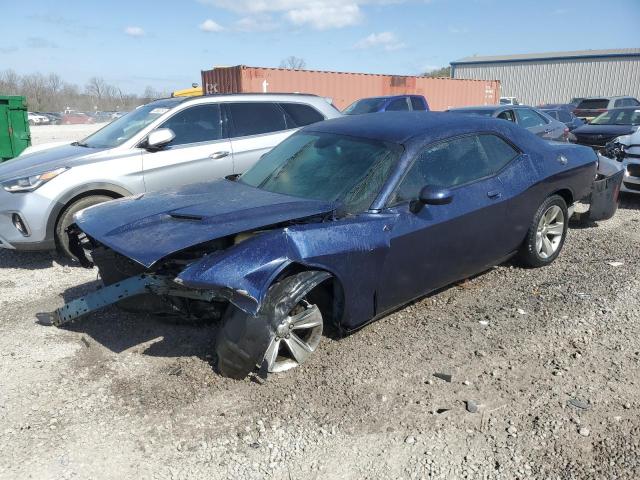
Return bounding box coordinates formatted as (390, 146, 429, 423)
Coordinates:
(0, 95, 31, 162)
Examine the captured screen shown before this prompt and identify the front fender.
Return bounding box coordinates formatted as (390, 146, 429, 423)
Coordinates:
(176, 229, 297, 315)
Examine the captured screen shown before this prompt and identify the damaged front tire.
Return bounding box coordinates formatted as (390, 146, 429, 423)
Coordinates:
(215, 270, 331, 379)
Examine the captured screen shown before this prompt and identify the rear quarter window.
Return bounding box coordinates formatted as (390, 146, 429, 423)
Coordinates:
(558, 111, 573, 123)
(279, 103, 325, 127)
(410, 97, 426, 111)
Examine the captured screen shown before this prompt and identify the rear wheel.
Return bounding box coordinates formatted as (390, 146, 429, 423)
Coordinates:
(518, 195, 568, 267)
(55, 195, 114, 259)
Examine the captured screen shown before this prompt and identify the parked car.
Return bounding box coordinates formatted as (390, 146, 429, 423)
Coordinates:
(91, 111, 115, 123)
(343, 95, 429, 115)
(49, 112, 621, 379)
(28, 112, 50, 126)
(447, 105, 568, 141)
(539, 108, 585, 131)
(60, 112, 95, 125)
(602, 128, 640, 194)
(0, 94, 340, 257)
(499, 97, 520, 105)
(573, 96, 640, 122)
(570, 107, 640, 152)
(39, 112, 62, 125)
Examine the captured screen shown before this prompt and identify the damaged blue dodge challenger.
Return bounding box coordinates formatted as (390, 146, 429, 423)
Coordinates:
(50, 112, 623, 379)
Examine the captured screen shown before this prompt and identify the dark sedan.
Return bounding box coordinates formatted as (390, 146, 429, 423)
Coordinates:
(571, 108, 640, 150)
(51, 113, 613, 379)
(448, 105, 568, 141)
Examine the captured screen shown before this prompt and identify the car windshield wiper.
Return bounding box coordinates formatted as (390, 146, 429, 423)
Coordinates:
(71, 141, 90, 147)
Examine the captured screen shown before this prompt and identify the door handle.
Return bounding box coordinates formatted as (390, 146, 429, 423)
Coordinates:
(487, 190, 501, 199)
(209, 151, 229, 159)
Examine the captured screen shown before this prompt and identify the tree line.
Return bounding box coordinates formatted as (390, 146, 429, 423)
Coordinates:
(0, 70, 168, 113)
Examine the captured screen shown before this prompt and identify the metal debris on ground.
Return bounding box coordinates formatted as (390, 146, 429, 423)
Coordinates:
(433, 373, 452, 383)
(606, 261, 624, 267)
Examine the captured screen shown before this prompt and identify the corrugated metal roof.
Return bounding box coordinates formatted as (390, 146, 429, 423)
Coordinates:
(452, 48, 640, 64)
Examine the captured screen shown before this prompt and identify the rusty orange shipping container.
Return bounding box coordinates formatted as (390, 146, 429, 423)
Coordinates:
(202, 65, 500, 111)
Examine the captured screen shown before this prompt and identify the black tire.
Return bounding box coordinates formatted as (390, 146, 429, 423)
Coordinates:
(215, 304, 272, 379)
(518, 195, 568, 268)
(215, 271, 330, 379)
(55, 195, 114, 259)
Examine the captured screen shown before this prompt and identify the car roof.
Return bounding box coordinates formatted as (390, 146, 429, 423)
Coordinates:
(303, 111, 517, 144)
(450, 104, 535, 111)
(579, 96, 636, 100)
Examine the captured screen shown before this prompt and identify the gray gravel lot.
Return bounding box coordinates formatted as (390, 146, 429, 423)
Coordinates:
(30, 124, 103, 145)
(0, 194, 639, 479)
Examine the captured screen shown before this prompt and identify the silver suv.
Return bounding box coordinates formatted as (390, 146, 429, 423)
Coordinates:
(0, 94, 340, 256)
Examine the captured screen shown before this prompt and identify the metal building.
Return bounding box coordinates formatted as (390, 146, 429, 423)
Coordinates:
(450, 49, 640, 105)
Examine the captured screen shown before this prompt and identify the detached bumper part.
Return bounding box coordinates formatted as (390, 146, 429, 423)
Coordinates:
(48, 274, 220, 326)
(587, 170, 624, 221)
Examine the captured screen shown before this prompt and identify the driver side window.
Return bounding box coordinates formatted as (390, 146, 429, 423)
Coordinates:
(160, 104, 223, 147)
(390, 134, 518, 205)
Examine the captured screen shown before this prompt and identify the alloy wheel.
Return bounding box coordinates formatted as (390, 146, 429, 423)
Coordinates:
(535, 205, 565, 259)
(263, 300, 323, 373)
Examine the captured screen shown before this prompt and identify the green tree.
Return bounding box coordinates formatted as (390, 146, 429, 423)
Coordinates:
(423, 66, 451, 78)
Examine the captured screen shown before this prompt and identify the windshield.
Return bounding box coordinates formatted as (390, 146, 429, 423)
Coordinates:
(590, 109, 640, 126)
(239, 132, 402, 213)
(79, 98, 184, 148)
(343, 97, 388, 115)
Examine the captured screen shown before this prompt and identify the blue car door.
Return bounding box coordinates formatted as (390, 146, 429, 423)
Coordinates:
(375, 133, 522, 312)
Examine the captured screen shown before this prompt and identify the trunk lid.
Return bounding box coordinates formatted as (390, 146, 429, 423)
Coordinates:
(74, 179, 336, 268)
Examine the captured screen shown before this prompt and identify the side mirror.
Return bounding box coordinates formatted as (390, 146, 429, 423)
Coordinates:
(146, 128, 175, 150)
(419, 185, 453, 205)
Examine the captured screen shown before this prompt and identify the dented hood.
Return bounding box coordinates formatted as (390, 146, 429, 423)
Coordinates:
(74, 179, 336, 268)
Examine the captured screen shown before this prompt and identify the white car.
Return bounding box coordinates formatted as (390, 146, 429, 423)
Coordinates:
(28, 112, 50, 126)
(0, 94, 341, 257)
(603, 128, 640, 194)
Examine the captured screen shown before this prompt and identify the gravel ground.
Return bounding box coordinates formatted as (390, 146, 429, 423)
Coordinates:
(30, 124, 103, 145)
(0, 196, 639, 479)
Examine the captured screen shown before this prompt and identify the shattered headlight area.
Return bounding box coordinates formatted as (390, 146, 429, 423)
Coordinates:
(58, 225, 232, 325)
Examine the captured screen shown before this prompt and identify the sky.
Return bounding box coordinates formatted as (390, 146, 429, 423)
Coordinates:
(1, 0, 639, 95)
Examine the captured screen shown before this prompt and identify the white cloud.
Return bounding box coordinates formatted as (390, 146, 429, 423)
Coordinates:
(286, 4, 362, 29)
(199, 19, 224, 32)
(234, 15, 279, 32)
(354, 31, 405, 51)
(124, 26, 145, 37)
(197, 0, 401, 30)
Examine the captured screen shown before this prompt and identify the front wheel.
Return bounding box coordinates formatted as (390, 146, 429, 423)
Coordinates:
(55, 195, 114, 259)
(518, 195, 568, 268)
(215, 271, 330, 379)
